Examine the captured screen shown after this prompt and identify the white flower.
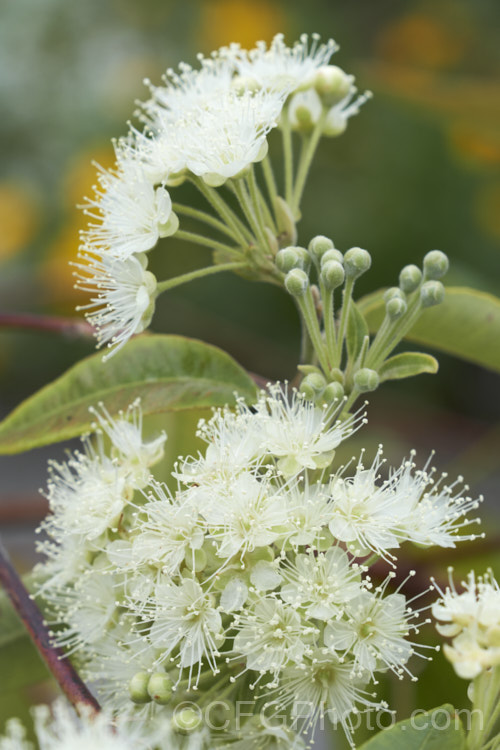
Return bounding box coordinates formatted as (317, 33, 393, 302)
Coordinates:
(395, 462, 483, 549)
(251, 384, 366, 477)
(83, 623, 161, 713)
(89, 400, 166, 488)
(0, 719, 32, 750)
(32, 699, 152, 750)
(54, 565, 119, 652)
(275, 651, 384, 743)
(41, 440, 127, 543)
(175, 89, 284, 186)
(141, 54, 236, 128)
(432, 569, 500, 679)
(280, 547, 363, 621)
(81, 160, 178, 260)
(283, 479, 332, 547)
(324, 90, 372, 137)
(233, 597, 317, 680)
(324, 588, 415, 678)
(75, 251, 157, 358)
(328, 450, 404, 559)
(174, 404, 264, 485)
(143, 577, 224, 681)
(234, 33, 337, 94)
(198, 471, 289, 560)
(132, 482, 205, 575)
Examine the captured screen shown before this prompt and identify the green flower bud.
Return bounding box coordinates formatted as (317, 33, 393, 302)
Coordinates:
(308, 235, 334, 264)
(285, 268, 309, 297)
(344, 247, 371, 280)
(383, 286, 404, 303)
(274, 197, 297, 245)
(276, 247, 299, 273)
(299, 382, 315, 400)
(173, 708, 202, 735)
(321, 260, 345, 290)
(386, 296, 407, 320)
(301, 373, 327, 394)
(399, 264, 422, 293)
(321, 381, 345, 403)
(128, 672, 152, 704)
(353, 368, 380, 392)
(420, 280, 445, 308)
(320, 248, 344, 267)
(314, 65, 353, 105)
(147, 673, 173, 705)
(423, 250, 449, 280)
(184, 547, 207, 572)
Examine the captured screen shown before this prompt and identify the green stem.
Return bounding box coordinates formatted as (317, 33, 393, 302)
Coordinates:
(231, 178, 267, 252)
(365, 293, 422, 371)
(297, 289, 331, 374)
(172, 203, 238, 241)
(281, 107, 294, 206)
(335, 277, 355, 369)
(291, 112, 326, 216)
(320, 280, 336, 366)
(342, 386, 361, 416)
(156, 262, 247, 295)
(174, 230, 244, 257)
(251, 166, 278, 236)
(191, 177, 253, 245)
(246, 168, 274, 248)
(261, 154, 279, 216)
(298, 306, 315, 367)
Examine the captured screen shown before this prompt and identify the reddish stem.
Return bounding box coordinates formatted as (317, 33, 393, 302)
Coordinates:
(0, 313, 94, 339)
(0, 536, 100, 714)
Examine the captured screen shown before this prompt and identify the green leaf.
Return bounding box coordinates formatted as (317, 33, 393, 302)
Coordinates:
(358, 704, 466, 750)
(359, 287, 500, 373)
(379, 352, 439, 382)
(0, 335, 257, 454)
(346, 302, 369, 362)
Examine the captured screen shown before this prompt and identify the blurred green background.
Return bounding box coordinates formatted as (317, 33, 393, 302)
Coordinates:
(0, 0, 499, 738)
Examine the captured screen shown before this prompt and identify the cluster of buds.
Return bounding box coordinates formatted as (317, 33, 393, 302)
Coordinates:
(278, 236, 449, 408)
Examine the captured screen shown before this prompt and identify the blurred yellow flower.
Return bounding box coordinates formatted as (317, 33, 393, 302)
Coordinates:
(0, 183, 40, 261)
(198, 0, 286, 51)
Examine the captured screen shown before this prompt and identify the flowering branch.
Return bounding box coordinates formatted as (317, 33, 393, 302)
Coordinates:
(0, 313, 94, 339)
(0, 535, 101, 715)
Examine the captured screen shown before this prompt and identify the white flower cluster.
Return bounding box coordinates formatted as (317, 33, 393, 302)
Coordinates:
(0, 699, 193, 750)
(75, 34, 370, 358)
(432, 569, 500, 680)
(35, 385, 482, 747)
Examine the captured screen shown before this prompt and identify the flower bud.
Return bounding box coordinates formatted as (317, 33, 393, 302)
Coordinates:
(323, 109, 347, 137)
(276, 247, 299, 273)
(308, 235, 334, 264)
(128, 672, 152, 704)
(289, 89, 323, 132)
(147, 673, 174, 705)
(274, 197, 297, 245)
(301, 373, 327, 395)
(285, 268, 309, 297)
(423, 250, 449, 280)
(420, 280, 445, 308)
(320, 248, 344, 267)
(321, 260, 345, 290)
(399, 264, 422, 293)
(173, 708, 202, 734)
(184, 547, 207, 572)
(353, 368, 380, 392)
(344, 247, 372, 280)
(314, 65, 353, 105)
(383, 286, 404, 303)
(321, 381, 345, 403)
(299, 381, 315, 400)
(385, 296, 407, 320)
